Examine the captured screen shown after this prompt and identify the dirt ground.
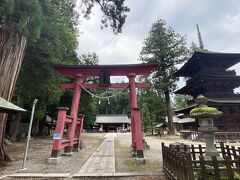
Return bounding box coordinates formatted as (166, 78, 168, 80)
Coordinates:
(0, 132, 168, 179)
(2, 132, 236, 179)
(115, 133, 162, 173)
(0, 133, 105, 176)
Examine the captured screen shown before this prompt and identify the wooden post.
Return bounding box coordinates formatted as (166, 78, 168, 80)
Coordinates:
(199, 144, 203, 156)
(220, 142, 226, 156)
(199, 155, 207, 180)
(212, 156, 220, 180)
(186, 153, 194, 180)
(133, 107, 144, 158)
(224, 155, 234, 180)
(128, 73, 137, 153)
(79, 115, 84, 149)
(51, 107, 68, 158)
(226, 145, 231, 159)
(73, 114, 84, 151)
(65, 74, 83, 154)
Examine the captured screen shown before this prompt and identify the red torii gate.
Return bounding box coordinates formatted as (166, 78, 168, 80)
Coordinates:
(50, 63, 158, 162)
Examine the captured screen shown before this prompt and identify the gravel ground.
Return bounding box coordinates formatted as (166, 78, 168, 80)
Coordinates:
(0, 133, 105, 176)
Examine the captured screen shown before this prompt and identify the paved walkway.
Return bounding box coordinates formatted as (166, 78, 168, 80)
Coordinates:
(75, 133, 117, 176)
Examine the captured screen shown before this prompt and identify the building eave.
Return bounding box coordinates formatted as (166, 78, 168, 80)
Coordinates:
(174, 50, 240, 77)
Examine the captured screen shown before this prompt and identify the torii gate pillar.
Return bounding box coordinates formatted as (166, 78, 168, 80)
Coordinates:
(128, 73, 144, 158)
(64, 74, 83, 153)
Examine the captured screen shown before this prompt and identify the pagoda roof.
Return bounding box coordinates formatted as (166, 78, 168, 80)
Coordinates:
(53, 63, 158, 77)
(175, 74, 240, 95)
(175, 98, 240, 113)
(174, 50, 240, 77)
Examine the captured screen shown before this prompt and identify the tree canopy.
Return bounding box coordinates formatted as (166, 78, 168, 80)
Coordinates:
(0, 0, 42, 41)
(82, 0, 130, 34)
(139, 19, 189, 134)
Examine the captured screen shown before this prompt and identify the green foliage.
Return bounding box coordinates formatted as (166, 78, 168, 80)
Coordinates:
(234, 172, 240, 180)
(0, 0, 14, 16)
(79, 91, 98, 130)
(138, 89, 166, 133)
(194, 171, 240, 180)
(82, 0, 130, 34)
(14, 0, 78, 123)
(139, 19, 189, 134)
(78, 52, 99, 65)
(11, 0, 130, 133)
(139, 19, 189, 93)
(108, 90, 129, 114)
(174, 94, 187, 109)
(0, 0, 42, 41)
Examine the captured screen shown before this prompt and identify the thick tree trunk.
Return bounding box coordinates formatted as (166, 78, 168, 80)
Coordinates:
(10, 96, 24, 142)
(165, 89, 175, 135)
(0, 29, 27, 162)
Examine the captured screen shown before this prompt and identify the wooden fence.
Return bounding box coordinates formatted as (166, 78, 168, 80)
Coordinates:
(162, 142, 240, 180)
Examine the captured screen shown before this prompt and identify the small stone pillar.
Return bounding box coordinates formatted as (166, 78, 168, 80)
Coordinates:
(190, 95, 222, 157)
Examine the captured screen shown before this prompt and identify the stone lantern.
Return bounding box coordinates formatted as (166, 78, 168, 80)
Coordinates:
(190, 95, 222, 157)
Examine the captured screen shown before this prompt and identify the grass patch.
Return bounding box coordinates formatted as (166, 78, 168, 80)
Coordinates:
(115, 138, 129, 152)
(114, 138, 120, 148)
(125, 159, 161, 172)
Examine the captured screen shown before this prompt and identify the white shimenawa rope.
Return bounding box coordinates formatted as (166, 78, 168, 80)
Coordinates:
(80, 83, 131, 99)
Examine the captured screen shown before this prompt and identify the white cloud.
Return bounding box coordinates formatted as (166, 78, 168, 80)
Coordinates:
(76, 0, 240, 72)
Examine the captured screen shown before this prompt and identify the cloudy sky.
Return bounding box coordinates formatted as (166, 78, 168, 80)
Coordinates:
(76, 0, 240, 84)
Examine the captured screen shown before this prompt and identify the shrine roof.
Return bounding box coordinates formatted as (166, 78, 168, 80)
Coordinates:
(174, 50, 240, 77)
(174, 104, 197, 113)
(174, 98, 240, 113)
(53, 63, 158, 77)
(0, 97, 26, 114)
(95, 114, 130, 124)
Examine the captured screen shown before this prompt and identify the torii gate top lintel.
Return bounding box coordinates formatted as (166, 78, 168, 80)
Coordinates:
(53, 63, 158, 77)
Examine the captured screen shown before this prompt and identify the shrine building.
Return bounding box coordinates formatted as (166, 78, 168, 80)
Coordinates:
(95, 114, 130, 132)
(174, 50, 240, 136)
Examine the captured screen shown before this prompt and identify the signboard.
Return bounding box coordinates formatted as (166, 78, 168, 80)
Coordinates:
(99, 70, 110, 85)
(53, 133, 61, 139)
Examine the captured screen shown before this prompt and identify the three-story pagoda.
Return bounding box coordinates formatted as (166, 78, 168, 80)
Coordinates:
(175, 50, 240, 131)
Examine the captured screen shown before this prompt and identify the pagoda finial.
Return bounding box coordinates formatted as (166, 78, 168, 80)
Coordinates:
(196, 24, 204, 50)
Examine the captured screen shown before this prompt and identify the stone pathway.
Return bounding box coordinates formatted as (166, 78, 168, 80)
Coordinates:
(75, 133, 117, 176)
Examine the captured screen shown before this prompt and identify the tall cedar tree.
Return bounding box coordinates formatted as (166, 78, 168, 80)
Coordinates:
(11, 0, 79, 140)
(139, 19, 188, 135)
(0, 0, 129, 162)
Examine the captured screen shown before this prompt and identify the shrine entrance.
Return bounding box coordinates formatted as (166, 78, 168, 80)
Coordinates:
(49, 63, 158, 162)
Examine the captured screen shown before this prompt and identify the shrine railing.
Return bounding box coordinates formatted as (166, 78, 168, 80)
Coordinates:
(180, 130, 240, 143)
(162, 142, 240, 180)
